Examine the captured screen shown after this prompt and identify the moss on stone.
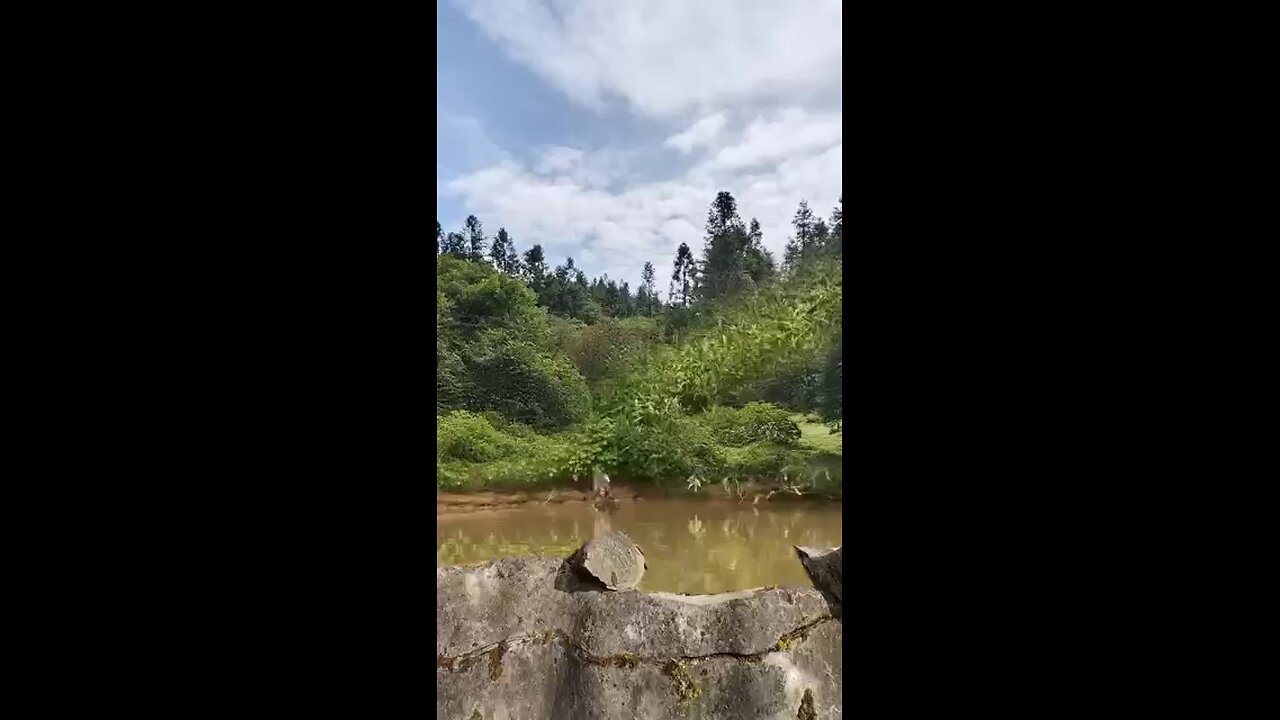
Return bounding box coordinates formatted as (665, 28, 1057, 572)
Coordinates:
(664, 660, 702, 704)
(592, 652, 640, 668)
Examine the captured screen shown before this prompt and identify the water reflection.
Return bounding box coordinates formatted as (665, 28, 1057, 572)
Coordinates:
(436, 499, 842, 594)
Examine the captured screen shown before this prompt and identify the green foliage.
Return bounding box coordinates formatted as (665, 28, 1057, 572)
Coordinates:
(815, 322, 842, 431)
(437, 256, 548, 344)
(670, 242, 696, 308)
(613, 413, 721, 482)
(436, 411, 580, 490)
(661, 305, 697, 344)
(464, 214, 485, 262)
(435, 191, 841, 491)
(467, 336, 591, 428)
(717, 443, 812, 478)
(698, 402, 801, 446)
(533, 258, 606, 323)
(554, 316, 661, 385)
(608, 258, 842, 414)
(560, 403, 817, 488)
(436, 341, 473, 412)
(441, 231, 467, 258)
(437, 256, 590, 428)
(437, 411, 521, 462)
(542, 260, 842, 485)
(697, 192, 750, 303)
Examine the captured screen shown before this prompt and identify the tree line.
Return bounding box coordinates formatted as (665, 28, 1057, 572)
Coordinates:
(437, 191, 843, 326)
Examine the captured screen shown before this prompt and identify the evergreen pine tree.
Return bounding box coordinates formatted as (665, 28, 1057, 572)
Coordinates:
(464, 215, 485, 262)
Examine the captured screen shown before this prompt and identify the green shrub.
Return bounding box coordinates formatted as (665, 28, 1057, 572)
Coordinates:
(436, 411, 520, 462)
(717, 443, 813, 478)
(617, 414, 720, 482)
(468, 338, 591, 428)
(436, 341, 473, 412)
(437, 256, 549, 344)
(436, 418, 581, 490)
(554, 316, 662, 383)
(564, 409, 721, 486)
(437, 255, 590, 428)
(697, 402, 801, 446)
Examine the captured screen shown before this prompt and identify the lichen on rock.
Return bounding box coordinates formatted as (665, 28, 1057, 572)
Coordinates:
(664, 660, 702, 704)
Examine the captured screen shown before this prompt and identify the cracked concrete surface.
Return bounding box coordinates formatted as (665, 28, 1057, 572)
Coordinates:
(437, 555, 842, 719)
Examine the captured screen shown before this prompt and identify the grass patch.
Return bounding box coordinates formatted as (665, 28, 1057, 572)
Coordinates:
(793, 414, 841, 456)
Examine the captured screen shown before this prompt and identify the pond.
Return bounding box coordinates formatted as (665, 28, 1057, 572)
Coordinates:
(437, 498, 842, 594)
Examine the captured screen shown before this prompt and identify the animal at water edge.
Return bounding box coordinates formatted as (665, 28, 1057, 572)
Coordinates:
(591, 467, 617, 510)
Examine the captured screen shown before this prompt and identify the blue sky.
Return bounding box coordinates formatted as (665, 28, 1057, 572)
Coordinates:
(437, 0, 842, 293)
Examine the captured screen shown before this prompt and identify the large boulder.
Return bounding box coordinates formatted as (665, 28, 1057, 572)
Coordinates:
(437, 549, 843, 719)
(569, 530, 646, 591)
(794, 546, 842, 609)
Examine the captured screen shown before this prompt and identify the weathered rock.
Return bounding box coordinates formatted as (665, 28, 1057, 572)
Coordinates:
(570, 530, 646, 591)
(437, 554, 842, 719)
(794, 546, 842, 608)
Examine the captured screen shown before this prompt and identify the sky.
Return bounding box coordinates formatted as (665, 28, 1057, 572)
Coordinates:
(437, 0, 842, 295)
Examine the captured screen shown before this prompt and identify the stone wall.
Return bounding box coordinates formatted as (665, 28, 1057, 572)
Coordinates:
(436, 554, 842, 719)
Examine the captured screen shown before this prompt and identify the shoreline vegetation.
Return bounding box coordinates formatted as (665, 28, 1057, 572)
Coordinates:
(438, 414, 841, 508)
(438, 191, 842, 501)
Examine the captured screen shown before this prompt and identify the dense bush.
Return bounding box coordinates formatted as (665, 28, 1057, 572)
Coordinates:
(437, 256, 548, 344)
(436, 411, 521, 462)
(716, 443, 813, 478)
(566, 404, 806, 486)
(467, 337, 591, 428)
(602, 260, 842, 415)
(434, 246, 842, 491)
(613, 414, 721, 482)
(436, 411, 579, 490)
(437, 256, 590, 428)
(697, 402, 801, 446)
(436, 341, 472, 412)
(553, 316, 662, 384)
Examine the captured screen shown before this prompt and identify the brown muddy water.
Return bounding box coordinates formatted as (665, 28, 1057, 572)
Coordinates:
(436, 498, 842, 594)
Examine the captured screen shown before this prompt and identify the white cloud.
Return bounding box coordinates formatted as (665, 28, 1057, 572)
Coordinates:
(453, 0, 842, 118)
(440, 0, 842, 291)
(443, 135, 841, 291)
(531, 144, 638, 190)
(535, 145, 585, 174)
(707, 108, 841, 171)
(664, 113, 727, 154)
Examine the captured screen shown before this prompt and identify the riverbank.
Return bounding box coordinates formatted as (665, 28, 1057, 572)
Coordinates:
(435, 409, 844, 504)
(438, 480, 840, 514)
